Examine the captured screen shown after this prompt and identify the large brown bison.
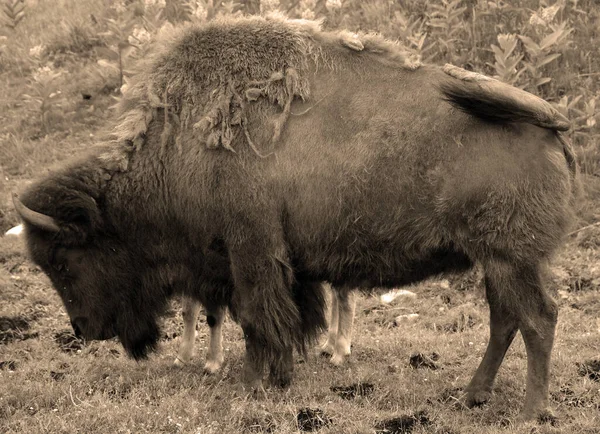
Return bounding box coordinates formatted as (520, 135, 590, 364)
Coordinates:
(14, 15, 578, 421)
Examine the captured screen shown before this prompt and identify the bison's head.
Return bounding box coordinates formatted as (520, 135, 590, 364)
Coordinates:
(13, 184, 163, 360)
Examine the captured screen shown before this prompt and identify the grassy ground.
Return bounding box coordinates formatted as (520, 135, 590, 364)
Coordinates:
(2, 1, 600, 433)
(2, 235, 600, 434)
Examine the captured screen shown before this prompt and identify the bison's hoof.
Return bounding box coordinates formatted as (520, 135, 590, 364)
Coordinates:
(517, 408, 558, 426)
(464, 390, 492, 408)
(268, 373, 292, 389)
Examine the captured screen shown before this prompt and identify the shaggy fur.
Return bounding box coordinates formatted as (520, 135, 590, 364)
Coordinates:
(17, 15, 577, 419)
(111, 13, 420, 160)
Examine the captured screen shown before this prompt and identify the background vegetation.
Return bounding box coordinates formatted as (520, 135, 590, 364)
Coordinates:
(1, 1, 599, 433)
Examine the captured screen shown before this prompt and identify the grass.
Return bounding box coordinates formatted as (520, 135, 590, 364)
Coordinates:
(2, 236, 600, 433)
(1, 1, 600, 433)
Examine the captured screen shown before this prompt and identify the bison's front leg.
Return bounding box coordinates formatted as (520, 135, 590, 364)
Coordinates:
(229, 238, 300, 392)
(241, 324, 267, 392)
(268, 344, 294, 388)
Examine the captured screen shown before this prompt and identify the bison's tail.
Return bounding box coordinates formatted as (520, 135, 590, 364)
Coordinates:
(556, 131, 584, 211)
(438, 65, 570, 131)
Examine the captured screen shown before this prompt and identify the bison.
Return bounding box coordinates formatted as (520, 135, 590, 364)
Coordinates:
(14, 15, 579, 421)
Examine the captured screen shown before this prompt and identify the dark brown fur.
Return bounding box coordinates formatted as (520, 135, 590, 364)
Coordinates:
(17, 16, 577, 418)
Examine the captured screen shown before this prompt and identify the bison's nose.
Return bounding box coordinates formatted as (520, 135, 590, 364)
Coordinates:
(71, 317, 87, 338)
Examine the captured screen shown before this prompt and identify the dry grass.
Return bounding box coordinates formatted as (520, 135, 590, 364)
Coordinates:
(1, 1, 600, 433)
(2, 236, 600, 433)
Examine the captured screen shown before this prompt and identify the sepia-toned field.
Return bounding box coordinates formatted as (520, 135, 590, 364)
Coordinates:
(2, 1, 600, 433)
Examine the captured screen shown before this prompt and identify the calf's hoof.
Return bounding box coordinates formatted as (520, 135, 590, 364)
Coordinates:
(319, 343, 335, 357)
(330, 353, 348, 366)
(203, 359, 223, 375)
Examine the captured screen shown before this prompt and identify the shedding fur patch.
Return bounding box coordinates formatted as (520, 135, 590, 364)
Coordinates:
(107, 14, 422, 162)
(443, 64, 492, 82)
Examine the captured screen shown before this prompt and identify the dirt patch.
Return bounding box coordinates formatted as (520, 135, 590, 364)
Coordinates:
(409, 352, 439, 370)
(567, 276, 597, 292)
(296, 408, 331, 432)
(86, 375, 133, 401)
(330, 382, 374, 400)
(551, 386, 598, 409)
(241, 411, 277, 433)
(53, 330, 85, 353)
(0, 360, 17, 370)
(50, 371, 66, 381)
(0, 315, 38, 344)
(577, 359, 600, 381)
(374, 410, 430, 433)
(436, 313, 477, 333)
(435, 387, 463, 405)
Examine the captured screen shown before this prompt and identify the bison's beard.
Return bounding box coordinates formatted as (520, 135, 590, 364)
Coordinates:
(118, 318, 161, 360)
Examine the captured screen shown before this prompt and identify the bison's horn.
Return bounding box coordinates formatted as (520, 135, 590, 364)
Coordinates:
(12, 193, 60, 233)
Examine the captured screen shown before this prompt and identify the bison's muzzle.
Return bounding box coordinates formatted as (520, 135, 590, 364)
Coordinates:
(71, 317, 116, 341)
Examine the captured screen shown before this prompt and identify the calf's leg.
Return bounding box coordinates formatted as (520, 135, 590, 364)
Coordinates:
(320, 284, 339, 356)
(174, 296, 202, 366)
(330, 290, 356, 366)
(204, 305, 226, 374)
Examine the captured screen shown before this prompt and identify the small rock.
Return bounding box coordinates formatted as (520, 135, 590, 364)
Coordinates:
(394, 314, 419, 325)
(380, 289, 417, 304)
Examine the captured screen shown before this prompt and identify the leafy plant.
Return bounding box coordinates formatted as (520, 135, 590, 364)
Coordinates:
(519, 20, 572, 92)
(22, 67, 62, 134)
(2, 0, 25, 30)
(488, 33, 525, 86)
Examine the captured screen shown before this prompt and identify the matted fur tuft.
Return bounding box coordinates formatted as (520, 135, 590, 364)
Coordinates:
(109, 14, 421, 161)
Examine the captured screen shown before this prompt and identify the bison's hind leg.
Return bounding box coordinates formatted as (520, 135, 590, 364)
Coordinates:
(175, 296, 202, 366)
(467, 259, 557, 421)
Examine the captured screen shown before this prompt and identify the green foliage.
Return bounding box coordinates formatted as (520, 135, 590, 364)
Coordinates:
(2, 0, 600, 173)
(2, 0, 25, 30)
(22, 67, 63, 135)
